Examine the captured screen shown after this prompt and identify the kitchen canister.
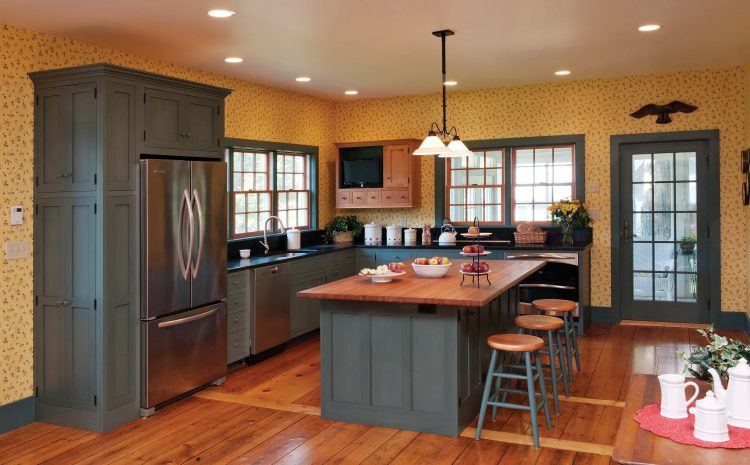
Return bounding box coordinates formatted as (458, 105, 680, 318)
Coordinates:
(286, 227, 301, 250)
(689, 391, 730, 443)
(364, 221, 382, 245)
(404, 227, 417, 246)
(386, 224, 403, 246)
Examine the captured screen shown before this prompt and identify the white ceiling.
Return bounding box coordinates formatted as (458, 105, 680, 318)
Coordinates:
(3, 0, 750, 100)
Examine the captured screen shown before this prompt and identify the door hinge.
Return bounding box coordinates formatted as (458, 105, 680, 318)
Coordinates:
(458, 396, 462, 407)
(94, 87, 97, 99)
(217, 137, 220, 147)
(35, 176, 39, 187)
(217, 105, 220, 115)
(143, 130, 146, 141)
(35, 386, 39, 397)
(94, 203, 97, 214)
(94, 299, 97, 310)
(143, 93, 146, 103)
(94, 173, 97, 185)
(707, 225, 710, 238)
(34, 204, 38, 215)
(35, 94, 39, 106)
(93, 395, 97, 406)
(34, 295, 38, 306)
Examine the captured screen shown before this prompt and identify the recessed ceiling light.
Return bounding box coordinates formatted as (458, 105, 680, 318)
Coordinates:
(554, 70, 571, 76)
(296, 77, 311, 82)
(344, 90, 358, 95)
(638, 24, 661, 32)
(208, 9, 235, 18)
(443, 80, 458, 86)
(224, 57, 243, 63)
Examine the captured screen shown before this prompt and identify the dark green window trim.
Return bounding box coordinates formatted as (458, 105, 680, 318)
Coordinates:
(225, 137, 319, 241)
(434, 134, 585, 226)
(609, 130, 721, 325)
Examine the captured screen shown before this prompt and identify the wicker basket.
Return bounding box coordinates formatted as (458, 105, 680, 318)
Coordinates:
(513, 231, 548, 244)
(332, 230, 354, 243)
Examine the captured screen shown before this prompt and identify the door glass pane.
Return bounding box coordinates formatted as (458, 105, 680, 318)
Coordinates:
(633, 243, 653, 271)
(676, 245, 697, 272)
(653, 153, 674, 182)
(676, 213, 697, 240)
(632, 213, 653, 240)
(654, 243, 674, 272)
(653, 213, 674, 241)
(634, 273, 653, 300)
(675, 152, 696, 181)
(676, 274, 697, 302)
(653, 183, 673, 211)
(633, 184, 653, 211)
(655, 272, 675, 301)
(676, 182, 697, 211)
(632, 154, 652, 182)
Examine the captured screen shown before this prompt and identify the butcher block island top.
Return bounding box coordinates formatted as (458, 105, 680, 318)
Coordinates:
(297, 259, 544, 307)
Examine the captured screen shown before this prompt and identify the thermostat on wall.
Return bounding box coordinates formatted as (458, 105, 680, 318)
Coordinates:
(10, 206, 23, 226)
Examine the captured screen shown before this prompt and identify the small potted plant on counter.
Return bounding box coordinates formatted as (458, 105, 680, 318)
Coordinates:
(323, 215, 364, 243)
(679, 234, 697, 254)
(548, 198, 593, 246)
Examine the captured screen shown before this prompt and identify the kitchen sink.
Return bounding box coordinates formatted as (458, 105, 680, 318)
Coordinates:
(271, 252, 312, 258)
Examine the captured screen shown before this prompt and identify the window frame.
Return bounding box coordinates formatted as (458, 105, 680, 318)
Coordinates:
(226, 138, 319, 241)
(445, 149, 505, 225)
(435, 135, 585, 227)
(276, 152, 311, 230)
(230, 150, 273, 237)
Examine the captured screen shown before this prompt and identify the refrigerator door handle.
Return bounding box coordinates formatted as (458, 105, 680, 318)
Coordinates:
(191, 188, 204, 278)
(177, 189, 194, 280)
(157, 306, 218, 328)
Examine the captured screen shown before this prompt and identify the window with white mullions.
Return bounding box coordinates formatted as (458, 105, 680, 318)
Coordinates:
(231, 150, 271, 237)
(512, 145, 575, 223)
(446, 150, 503, 223)
(276, 153, 310, 229)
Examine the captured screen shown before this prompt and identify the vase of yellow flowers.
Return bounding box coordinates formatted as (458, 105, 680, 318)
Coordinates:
(548, 198, 592, 246)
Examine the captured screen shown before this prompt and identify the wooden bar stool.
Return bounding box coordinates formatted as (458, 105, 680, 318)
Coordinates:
(532, 299, 581, 378)
(514, 315, 570, 413)
(476, 334, 551, 449)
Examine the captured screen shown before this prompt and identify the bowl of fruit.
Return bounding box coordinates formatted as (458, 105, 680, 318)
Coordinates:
(359, 262, 405, 283)
(412, 256, 452, 278)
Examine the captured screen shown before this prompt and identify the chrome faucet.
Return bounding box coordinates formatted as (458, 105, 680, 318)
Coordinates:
(261, 216, 286, 254)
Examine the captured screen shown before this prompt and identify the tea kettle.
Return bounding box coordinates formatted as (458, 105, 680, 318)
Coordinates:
(438, 224, 457, 245)
(708, 358, 750, 428)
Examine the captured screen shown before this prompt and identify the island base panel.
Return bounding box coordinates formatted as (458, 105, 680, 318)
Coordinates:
(319, 286, 519, 436)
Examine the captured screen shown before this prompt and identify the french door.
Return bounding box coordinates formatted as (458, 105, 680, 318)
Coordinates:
(619, 141, 709, 323)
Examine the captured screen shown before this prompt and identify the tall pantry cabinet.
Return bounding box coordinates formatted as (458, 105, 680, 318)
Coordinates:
(30, 64, 231, 431)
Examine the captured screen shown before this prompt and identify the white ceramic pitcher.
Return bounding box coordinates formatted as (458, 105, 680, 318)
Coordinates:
(659, 373, 699, 419)
(709, 358, 750, 428)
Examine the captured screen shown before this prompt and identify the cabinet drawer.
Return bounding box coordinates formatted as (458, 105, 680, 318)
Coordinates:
(380, 249, 415, 264)
(228, 271, 248, 294)
(227, 291, 247, 313)
(382, 189, 410, 205)
(228, 307, 248, 332)
(227, 327, 250, 363)
(336, 191, 351, 207)
(351, 190, 367, 205)
(366, 191, 381, 205)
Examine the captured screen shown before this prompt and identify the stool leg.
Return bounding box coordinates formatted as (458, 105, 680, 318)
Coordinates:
(524, 352, 541, 449)
(546, 329, 560, 413)
(562, 316, 574, 379)
(556, 329, 570, 397)
(534, 351, 552, 429)
(476, 349, 498, 440)
(491, 350, 506, 421)
(568, 313, 581, 372)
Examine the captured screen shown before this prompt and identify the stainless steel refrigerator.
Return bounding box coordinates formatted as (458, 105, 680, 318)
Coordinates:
(140, 158, 227, 416)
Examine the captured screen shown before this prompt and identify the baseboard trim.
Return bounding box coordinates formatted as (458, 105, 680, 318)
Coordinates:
(0, 396, 35, 434)
(620, 320, 709, 329)
(715, 311, 747, 330)
(590, 306, 619, 324)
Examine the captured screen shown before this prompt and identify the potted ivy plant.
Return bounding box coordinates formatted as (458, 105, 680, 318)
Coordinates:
(323, 215, 364, 243)
(679, 234, 697, 254)
(679, 326, 750, 380)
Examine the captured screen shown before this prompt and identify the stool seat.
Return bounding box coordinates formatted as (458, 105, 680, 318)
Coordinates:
(532, 299, 577, 313)
(487, 334, 543, 352)
(515, 314, 564, 331)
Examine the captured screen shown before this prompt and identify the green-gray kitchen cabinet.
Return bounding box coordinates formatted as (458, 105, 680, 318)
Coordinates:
(355, 248, 379, 270)
(227, 270, 250, 364)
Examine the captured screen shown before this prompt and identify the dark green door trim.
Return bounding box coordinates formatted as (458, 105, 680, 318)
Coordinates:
(434, 134, 585, 226)
(610, 130, 720, 325)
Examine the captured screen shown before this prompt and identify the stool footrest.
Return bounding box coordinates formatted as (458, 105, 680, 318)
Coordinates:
(486, 399, 545, 413)
(492, 371, 539, 381)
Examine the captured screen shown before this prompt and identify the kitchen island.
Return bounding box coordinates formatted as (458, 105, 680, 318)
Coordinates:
(298, 259, 544, 436)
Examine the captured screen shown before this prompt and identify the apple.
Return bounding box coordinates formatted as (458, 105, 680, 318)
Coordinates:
(389, 262, 405, 273)
(476, 245, 485, 254)
(414, 257, 429, 265)
(462, 245, 474, 254)
(442, 257, 450, 265)
(428, 258, 439, 265)
(460, 262, 474, 273)
(476, 261, 490, 273)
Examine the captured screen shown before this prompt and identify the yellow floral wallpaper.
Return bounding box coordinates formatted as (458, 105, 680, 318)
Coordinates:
(0, 23, 336, 405)
(332, 68, 748, 316)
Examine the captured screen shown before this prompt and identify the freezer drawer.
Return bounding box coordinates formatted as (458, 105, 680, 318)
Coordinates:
(141, 303, 227, 410)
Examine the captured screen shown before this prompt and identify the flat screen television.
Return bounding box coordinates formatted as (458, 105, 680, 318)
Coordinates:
(342, 158, 382, 188)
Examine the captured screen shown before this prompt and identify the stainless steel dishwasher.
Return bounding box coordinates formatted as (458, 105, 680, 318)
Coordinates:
(251, 263, 291, 354)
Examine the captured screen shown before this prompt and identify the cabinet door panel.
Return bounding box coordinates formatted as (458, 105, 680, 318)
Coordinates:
(36, 199, 66, 304)
(68, 84, 97, 191)
(38, 305, 68, 405)
(69, 305, 96, 409)
(304, 276, 326, 332)
(69, 198, 96, 306)
(144, 88, 182, 149)
(36, 88, 66, 192)
(384, 145, 410, 188)
(106, 82, 137, 190)
(183, 96, 219, 151)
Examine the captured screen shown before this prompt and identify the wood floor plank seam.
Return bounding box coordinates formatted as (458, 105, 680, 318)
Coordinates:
(461, 427, 614, 457)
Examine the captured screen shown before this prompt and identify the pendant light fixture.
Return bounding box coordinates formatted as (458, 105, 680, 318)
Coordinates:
(413, 30, 474, 158)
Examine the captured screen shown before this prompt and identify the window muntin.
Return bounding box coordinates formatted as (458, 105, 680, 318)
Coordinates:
(512, 145, 575, 223)
(232, 150, 271, 237)
(446, 150, 503, 223)
(276, 153, 310, 229)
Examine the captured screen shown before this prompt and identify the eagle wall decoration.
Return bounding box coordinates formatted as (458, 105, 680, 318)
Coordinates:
(630, 100, 698, 124)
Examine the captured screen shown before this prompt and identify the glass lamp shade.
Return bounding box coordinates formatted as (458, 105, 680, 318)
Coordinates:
(413, 134, 449, 156)
(440, 137, 475, 158)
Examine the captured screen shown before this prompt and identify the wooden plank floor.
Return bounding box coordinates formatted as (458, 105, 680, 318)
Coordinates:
(1, 324, 746, 465)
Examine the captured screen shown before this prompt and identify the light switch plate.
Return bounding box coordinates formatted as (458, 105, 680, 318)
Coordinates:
(10, 206, 23, 225)
(585, 180, 600, 193)
(5, 240, 29, 260)
(589, 208, 601, 221)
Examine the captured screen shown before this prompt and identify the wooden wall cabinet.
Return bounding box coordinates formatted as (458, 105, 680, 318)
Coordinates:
(30, 63, 230, 432)
(335, 140, 421, 209)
